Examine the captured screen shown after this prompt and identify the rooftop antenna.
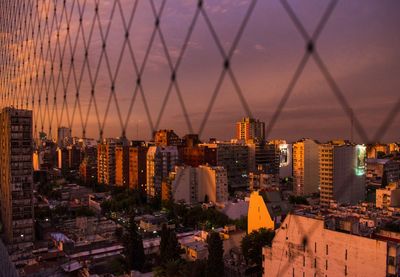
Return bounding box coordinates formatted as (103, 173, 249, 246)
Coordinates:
(350, 109, 354, 143)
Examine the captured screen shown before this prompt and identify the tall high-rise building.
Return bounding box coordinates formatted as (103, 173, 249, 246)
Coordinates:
(0, 108, 34, 250)
(146, 146, 179, 197)
(97, 138, 118, 185)
(236, 117, 265, 142)
(57, 126, 71, 147)
(153, 129, 181, 146)
(79, 145, 97, 185)
(128, 141, 147, 191)
(200, 142, 249, 190)
(115, 145, 130, 187)
(293, 138, 319, 195)
(319, 141, 366, 206)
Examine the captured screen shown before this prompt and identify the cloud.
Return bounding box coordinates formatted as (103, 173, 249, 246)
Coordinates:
(254, 43, 266, 51)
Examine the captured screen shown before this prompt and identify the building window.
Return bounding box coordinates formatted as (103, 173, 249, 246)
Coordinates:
(314, 258, 317, 268)
(303, 256, 305, 267)
(345, 249, 347, 260)
(293, 268, 295, 277)
(325, 260, 328, 270)
(315, 242, 317, 253)
(326, 244, 328, 255)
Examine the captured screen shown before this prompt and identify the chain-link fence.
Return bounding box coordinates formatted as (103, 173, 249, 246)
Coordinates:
(1, 0, 399, 275)
(1, 0, 399, 142)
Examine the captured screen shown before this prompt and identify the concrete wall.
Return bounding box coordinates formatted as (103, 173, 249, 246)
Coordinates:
(247, 191, 274, 234)
(263, 214, 388, 277)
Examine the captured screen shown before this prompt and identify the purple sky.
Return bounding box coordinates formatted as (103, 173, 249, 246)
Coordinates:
(4, 0, 400, 143)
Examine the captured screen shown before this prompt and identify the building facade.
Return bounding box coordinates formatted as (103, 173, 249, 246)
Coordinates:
(146, 146, 179, 197)
(319, 142, 366, 206)
(263, 213, 399, 277)
(201, 142, 249, 190)
(376, 183, 400, 209)
(57, 126, 71, 147)
(115, 145, 130, 187)
(154, 129, 181, 146)
(97, 139, 118, 185)
(128, 142, 147, 190)
(293, 139, 319, 195)
(0, 108, 35, 250)
(171, 165, 228, 204)
(236, 117, 265, 142)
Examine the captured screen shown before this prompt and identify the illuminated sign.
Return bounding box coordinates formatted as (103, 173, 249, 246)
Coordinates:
(355, 145, 366, 176)
(279, 144, 290, 167)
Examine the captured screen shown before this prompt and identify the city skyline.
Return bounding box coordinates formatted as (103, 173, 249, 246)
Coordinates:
(1, 1, 400, 275)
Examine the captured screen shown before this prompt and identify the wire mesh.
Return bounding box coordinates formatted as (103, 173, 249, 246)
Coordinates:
(1, 0, 399, 142)
(1, 0, 399, 275)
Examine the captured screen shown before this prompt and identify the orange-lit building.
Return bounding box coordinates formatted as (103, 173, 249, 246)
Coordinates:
(97, 139, 118, 185)
(0, 108, 34, 250)
(115, 145, 129, 187)
(161, 180, 171, 201)
(154, 129, 181, 146)
(79, 146, 97, 185)
(293, 138, 319, 196)
(236, 117, 265, 143)
(128, 142, 147, 190)
(367, 143, 389, 159)
(182, 145, 218, 167)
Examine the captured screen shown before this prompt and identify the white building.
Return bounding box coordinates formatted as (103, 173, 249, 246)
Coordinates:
(319, 142, 366, 206)
(263, 213, 399, 277)
(376, 183, 400, 209)
(171, 165, 228, 204)
(278, 143, 292, 178)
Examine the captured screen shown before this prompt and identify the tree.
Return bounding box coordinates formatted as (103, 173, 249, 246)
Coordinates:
(160, 224, 181, 264)
(124, 216, 145, 271)
(154, 259, 188, 277)
(288, 195, 309, 205)
(241, 228, 275, 269)
(206, 232, 224, 277)
(187, 260, 207, 277)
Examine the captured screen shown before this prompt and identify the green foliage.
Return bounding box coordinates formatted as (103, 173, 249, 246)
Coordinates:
(288, 195, 309, 205)
(153, 259, 188, 277)
(187, 259, 207, 277)
(233, 216, 248, 231)
(75, 206, 95, 217)
(160, 224, 181, 264)
(115, 227, 123, 240)
(53, 205, 69, 217)
(377, 151, 386, 159)
(101, 189, 146, 214)
(107, 256, 126, 275)
(162, 202, 232, 230)
(38, 182, 61, 199)
(182, 206, 231, 229)
(241, 228, 275, 268)
(124, 215, 145, 271)
(206, 232, 224, 277)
